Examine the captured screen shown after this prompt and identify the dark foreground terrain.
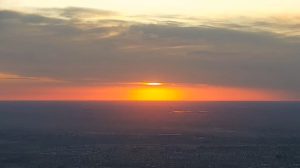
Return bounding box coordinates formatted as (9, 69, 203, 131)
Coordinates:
(1, 101, 300, 168)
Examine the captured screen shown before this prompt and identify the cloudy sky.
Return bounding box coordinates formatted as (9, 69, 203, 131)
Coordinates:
(0, 0, 299, 100)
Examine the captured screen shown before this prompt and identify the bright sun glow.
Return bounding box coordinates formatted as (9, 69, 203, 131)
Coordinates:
(131, 87, 181, 101)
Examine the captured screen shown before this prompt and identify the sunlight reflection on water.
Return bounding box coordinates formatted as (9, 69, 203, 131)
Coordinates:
(172, 110, 209, 113)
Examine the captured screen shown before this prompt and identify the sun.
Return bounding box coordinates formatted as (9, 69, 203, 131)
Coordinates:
(130, 82, 181, 101)
(144, 82, 163, 86)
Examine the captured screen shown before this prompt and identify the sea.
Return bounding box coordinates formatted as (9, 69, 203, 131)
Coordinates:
(0, 101, 300, 168)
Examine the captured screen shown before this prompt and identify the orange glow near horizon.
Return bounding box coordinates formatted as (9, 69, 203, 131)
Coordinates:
(0, 82, 288, 101)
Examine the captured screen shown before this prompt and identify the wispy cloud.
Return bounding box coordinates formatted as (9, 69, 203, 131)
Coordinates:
(0, 72, 63, 83)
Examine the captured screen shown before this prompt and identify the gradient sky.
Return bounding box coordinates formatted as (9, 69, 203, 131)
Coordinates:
(0, 0, 299, 100)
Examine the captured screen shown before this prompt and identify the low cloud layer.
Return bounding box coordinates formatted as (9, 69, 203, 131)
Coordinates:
(0, 8, 300, 98)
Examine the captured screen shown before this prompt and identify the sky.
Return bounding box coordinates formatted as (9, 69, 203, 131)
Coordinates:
(0, 0, 300, 101)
